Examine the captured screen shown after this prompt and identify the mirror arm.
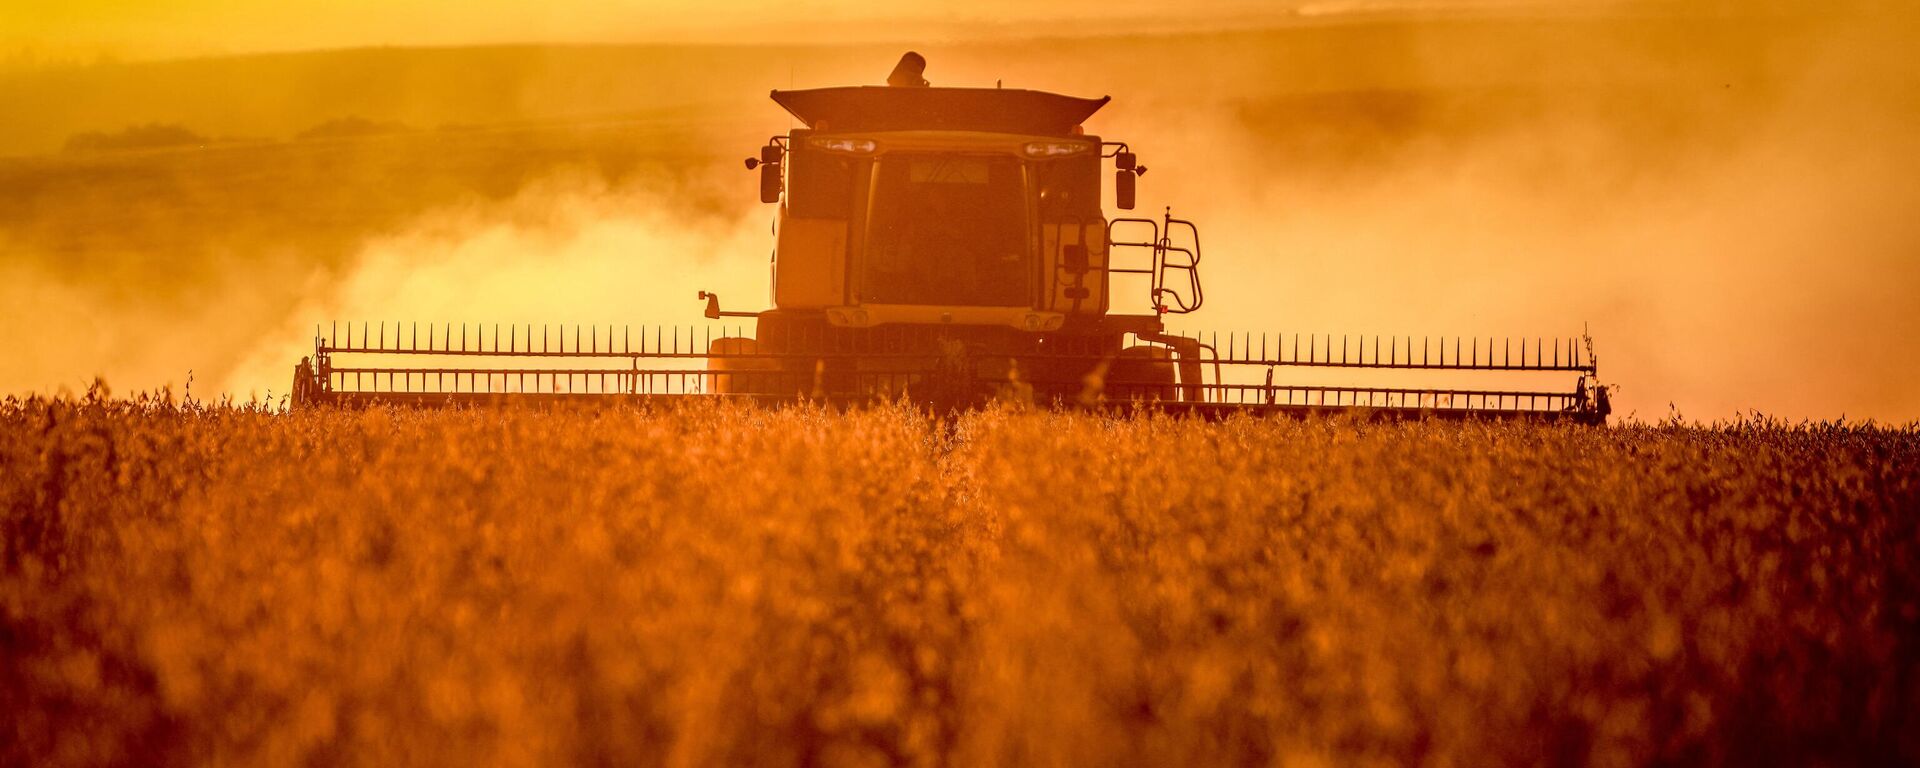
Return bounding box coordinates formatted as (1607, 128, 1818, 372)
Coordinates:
(698, 291, 759, 319)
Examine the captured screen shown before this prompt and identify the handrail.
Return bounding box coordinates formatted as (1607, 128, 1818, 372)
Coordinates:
(1105, 208, 1203, 315)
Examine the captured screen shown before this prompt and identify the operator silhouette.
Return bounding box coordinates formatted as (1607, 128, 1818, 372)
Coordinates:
(887, 52, 929, 87)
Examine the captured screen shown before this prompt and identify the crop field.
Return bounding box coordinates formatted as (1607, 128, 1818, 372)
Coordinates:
(4, 394, 1916, 766)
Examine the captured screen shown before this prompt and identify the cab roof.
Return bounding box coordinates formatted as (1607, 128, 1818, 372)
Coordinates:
(771, 86, 1110, 136)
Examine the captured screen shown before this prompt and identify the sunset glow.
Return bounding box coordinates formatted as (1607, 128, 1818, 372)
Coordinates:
(5, 3, 1919, 765)
(4, 1, 1916, 420)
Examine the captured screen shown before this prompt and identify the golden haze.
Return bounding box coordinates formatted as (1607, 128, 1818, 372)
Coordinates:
(0, 2, 1916, 421)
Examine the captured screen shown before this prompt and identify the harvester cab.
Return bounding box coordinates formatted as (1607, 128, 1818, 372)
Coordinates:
(293, 53, 1609, 424)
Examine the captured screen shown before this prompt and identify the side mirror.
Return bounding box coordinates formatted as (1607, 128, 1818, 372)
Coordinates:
(1115, 169, 1136, 210)
(1063, 244, 1089, 274)
(758, 145, 783, 204)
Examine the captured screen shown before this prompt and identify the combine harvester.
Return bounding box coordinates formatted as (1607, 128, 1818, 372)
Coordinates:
(292, 53, 1610, 424)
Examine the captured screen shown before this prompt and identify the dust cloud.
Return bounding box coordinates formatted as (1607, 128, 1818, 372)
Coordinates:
(220, 174, 775, 400)
(1, 156, 767, 404)
(1083, 5, 1920, 421)
(4, 2, 1917, 421)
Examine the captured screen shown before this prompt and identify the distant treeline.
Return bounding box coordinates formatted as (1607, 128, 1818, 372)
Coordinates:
(63, 123, 207, 153)
(295, 116, 411, 141)
(62, 116, 414, 154)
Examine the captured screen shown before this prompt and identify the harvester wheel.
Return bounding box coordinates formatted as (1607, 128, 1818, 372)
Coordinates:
(1107, 345, 1176, 402)
(704, 337, 781, 397)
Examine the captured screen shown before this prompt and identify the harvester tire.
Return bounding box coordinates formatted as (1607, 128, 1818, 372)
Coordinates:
(1108, 345, 1176, 402)
(704, 337, 781, 397)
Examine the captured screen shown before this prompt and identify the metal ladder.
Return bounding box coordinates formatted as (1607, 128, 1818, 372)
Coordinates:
(1106, 207, 1203, 314)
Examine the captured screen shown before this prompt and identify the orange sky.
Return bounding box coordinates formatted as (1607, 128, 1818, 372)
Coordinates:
(2, 0, 1248, 59)
(1, 0, 1682, 61)
(2, 0, 1915, 422)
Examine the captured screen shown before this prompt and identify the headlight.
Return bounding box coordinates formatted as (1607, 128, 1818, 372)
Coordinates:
(810, 137, 877, 154)
(1023, 141, 1090, 158)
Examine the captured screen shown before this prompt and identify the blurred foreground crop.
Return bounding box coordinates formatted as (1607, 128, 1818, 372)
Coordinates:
(3, 396, 1917, 766)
